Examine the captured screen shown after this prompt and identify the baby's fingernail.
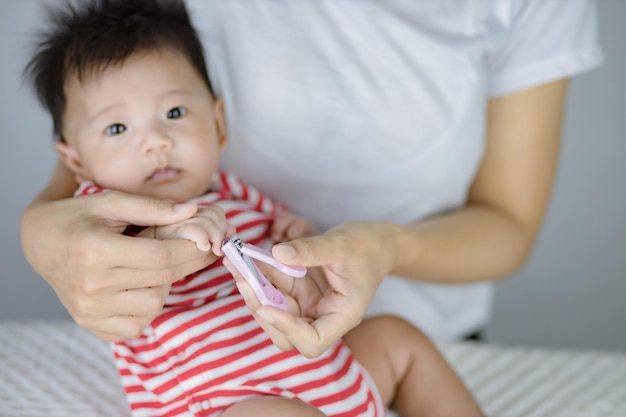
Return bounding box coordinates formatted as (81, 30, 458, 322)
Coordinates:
(236, 282, 249, 301)
(257, 309, 275, 324)
(274, 243, 296, 260)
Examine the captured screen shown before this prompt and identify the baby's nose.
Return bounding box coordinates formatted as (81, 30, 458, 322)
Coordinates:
(141, 129, 172, 155)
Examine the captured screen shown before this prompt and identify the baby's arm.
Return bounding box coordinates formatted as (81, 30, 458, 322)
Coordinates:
(271, 212, 317, 243)
(137, 205, 234, 255)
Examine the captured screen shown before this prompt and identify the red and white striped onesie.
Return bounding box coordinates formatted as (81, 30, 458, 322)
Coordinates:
(76, 172, 384, 417)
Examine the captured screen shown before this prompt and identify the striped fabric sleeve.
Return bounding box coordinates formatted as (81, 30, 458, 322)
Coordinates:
(74, 181, 106, 197)
(217, 171, 288, 218)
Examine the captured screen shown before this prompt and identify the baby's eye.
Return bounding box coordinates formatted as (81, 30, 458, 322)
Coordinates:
(167, 106, 187, 119)
(104, 123, 126, 135)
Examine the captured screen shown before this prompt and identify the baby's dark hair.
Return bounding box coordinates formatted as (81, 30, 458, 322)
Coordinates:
(24, 0, 213, 141)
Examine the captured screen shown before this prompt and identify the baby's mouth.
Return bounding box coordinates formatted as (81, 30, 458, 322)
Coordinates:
(148, 166, 181, 183)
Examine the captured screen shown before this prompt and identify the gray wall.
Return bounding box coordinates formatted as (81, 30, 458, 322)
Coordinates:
(1, 0, 624, 350)
(487, 0, 626, 350)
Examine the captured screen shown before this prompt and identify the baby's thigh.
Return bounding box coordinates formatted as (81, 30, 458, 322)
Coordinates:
(220, 396, 326, 417)
(343, 315, 431, 407)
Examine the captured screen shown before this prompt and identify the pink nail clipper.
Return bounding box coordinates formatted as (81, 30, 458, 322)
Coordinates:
(222, 236, 307, 311)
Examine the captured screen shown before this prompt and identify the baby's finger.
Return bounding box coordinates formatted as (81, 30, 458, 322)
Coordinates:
(205, 224, 229, 255)
(175, 223, 212, 252)
(270, 215, 292, 242)
(195, 205, 227, 223)
(285, 220, 316, 240)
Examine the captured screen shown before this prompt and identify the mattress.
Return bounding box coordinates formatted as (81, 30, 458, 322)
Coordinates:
(0, 321, 624, 417)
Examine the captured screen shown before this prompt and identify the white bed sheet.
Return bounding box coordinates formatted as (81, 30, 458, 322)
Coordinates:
(0, 321, 624, 417)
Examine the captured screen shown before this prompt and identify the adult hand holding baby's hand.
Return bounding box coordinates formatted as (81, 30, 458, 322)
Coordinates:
(21, 191, 218, 342)
(152, 205, 235, 255)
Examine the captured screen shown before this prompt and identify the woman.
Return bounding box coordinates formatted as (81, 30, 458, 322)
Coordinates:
(21, 0, 603, 357)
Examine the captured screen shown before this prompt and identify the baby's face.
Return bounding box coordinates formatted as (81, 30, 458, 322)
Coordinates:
(58, 49, 226, 202)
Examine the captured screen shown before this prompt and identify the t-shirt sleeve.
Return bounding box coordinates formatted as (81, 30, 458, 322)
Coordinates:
(487, 0, 604, 97)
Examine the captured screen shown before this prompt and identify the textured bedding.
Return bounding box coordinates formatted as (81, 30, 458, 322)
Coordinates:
(0, 321, 624, 417)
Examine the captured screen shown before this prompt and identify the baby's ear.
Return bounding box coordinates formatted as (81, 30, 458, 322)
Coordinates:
(213, 97, 228, 150)
(54, 141, 85, 182)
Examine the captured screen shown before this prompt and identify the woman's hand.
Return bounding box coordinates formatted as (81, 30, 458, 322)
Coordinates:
(20, 191, 218, 341)
(226, 221, 403, 358)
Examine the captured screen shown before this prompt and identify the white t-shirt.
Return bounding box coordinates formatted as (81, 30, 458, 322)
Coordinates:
(187, 0, 603, 340)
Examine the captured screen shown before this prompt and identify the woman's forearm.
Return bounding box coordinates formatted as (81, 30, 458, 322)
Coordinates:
(21, 159, 78, 273)
(389, 203, 533, 284)
(29, 159, 78, 204)
(391, 80, 568, 285)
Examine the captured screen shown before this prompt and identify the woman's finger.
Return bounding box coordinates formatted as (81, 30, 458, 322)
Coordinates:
(271, 234, 337, 268)
(254, 307, 342, 358)
(86, 315, 156, 342)
(226, 258, 300, 350)
(90, 191, 197, 226)
(82, 233, 217, 290)
(67, 284, 169, 320)
(70, 284, 172, 341)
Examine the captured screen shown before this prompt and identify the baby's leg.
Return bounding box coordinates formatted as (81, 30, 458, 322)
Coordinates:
(220, 396, 326, 417)
(343, 315, 484, 417)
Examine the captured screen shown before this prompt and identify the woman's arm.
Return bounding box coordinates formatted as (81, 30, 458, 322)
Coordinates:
(20, 159, 213, 341)
(234, 79, 569, 356)
(29, 159, 79, 203)
(392, 78, 569, 282)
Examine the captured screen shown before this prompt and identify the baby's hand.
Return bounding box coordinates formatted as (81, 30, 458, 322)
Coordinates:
(153, 205, 234, 255)
(271, 212, 317, 243)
